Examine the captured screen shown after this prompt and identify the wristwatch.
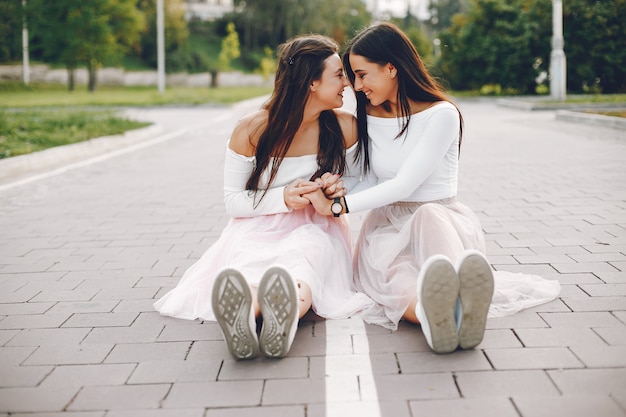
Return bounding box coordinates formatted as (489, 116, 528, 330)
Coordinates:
(331, 197, 343, 217)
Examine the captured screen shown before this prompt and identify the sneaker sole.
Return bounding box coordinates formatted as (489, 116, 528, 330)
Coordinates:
(418, 258, 460, 354)
(211, 269, 259, 360)
(258, 266, 298, 358)
(457, 252, 494, 349)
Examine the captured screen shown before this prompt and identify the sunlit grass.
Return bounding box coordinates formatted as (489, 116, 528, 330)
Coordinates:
(0, 109, 149, 159)
(0, 83, 273, 108)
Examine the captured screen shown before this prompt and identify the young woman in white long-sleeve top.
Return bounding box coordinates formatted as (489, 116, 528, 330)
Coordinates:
(154, 34, 374, 360)
(306, 23, 560, 354)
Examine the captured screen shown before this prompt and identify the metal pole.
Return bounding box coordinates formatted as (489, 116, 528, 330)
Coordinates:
(157, 0, 165, 93)
(550, 0, 566, 101)
(22, 0, 30, 85)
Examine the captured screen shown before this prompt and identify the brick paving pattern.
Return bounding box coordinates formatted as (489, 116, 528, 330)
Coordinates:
(0, 97, 625, 416)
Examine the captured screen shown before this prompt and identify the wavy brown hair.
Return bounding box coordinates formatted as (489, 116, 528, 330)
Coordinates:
(342, 22, 463, 172)
(246, 34, 346, 204)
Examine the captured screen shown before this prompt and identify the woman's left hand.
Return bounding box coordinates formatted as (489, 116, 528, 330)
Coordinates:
(302, 187, 333, 216)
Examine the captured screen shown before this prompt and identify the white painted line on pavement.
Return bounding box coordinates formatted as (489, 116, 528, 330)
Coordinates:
(325, 318, 382, 417)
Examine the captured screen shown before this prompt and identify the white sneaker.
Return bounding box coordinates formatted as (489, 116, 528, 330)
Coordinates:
(257, 266, 299, 358)
(211, 268, 259, 360)
(456, 250, 494, 349)
(415, 255, 460, 354)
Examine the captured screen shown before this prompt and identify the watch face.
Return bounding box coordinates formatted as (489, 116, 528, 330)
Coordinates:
(331, 202, 342, 214)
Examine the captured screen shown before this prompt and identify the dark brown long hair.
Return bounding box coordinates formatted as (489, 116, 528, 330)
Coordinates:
(342, 22, 464, 172)
(246, 34, 346, 204)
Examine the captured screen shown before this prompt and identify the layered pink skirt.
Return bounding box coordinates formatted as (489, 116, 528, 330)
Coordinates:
(154, 205, 375, 321)
(354, 198, 561, 330)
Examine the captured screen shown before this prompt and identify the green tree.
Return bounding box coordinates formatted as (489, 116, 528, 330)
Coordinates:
(0, 0, 23, 63)
(136, 0, 189, 72)
(428, 0, 468, 33)
(438, 0, 550, 94)
(563, 0, 626, 93)
(211, 22, 241, 87)
(29, 0, 145, 91)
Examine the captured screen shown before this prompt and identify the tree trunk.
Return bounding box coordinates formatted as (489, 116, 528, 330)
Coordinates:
(87, 60, 97, 92)
(210, 69, 218, 88)
(67, 65, 75, 91)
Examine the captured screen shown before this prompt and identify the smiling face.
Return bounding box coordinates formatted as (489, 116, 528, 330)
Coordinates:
(348, 54, 398, 107)
(310, 54, 350, 110)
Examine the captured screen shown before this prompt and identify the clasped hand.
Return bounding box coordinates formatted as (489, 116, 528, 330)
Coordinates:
(283, 172, 344, 215)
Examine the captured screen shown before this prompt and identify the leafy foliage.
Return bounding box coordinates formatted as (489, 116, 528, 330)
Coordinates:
(437, 0, 625, 94)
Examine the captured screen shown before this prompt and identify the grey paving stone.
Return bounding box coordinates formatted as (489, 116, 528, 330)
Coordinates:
(0, 302, 54, 316)
(569, 345, 626, 367)
(163, 381, 263, 408)
(479, 329, 524, 349)
(594, 326, 626, 345)
(46, 300, 119, 315)
(0, 329, 19, 345)
(309, 401, 412, 417)
(0, 313, 72, 330)
(263, 377, 360, 405)
(456, 370, 560, 397)
(8, 412, 105, 417)
(219, 357, 308, 380)
(513, 395, 625, 417)
(0, 385, 79, 413)
(40, 363, 135, 388)
(366, 373, 459, 401)
(515, 327, 607, 347)
(62, 312, 139, 328)
(104, 341, 190, 363)
(353, 328, 426, 354)
(106, 410, 203, 417)
(205, 405, 304, 417)
(0, 346, 37, 366)
(409, 397, 518, 417)
(485, 347, 584, 370)
(581, 283, 626, 296)
(7, 328, 90, 346)
(397, 349, 492, 373)
(24, 343, 113, 365)
(128, 359, 220, 383)
(552, 368, 626, 397)
(67, 384, 171, 411)
(82, 323, 163, 345)
(0, 365, 52, 387)
(309, 353, 399, 377)
(562, 296, 626, 312)
(156, 323, 217, 342)
(541, 311, 624, 327)
(486, 309, 551, 330)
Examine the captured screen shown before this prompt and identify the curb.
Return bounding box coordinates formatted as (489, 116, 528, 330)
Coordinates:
(555, 109, 626, 129)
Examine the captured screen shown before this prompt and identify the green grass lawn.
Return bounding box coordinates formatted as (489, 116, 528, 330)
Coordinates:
(0, 82, 273, 159)
(0, 110, 150, 159)
(0, 83, 273, 108)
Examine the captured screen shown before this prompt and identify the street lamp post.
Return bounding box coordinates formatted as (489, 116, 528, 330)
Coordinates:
(157, 0, 165, 94)
(22, 0, 30, 85)
(550, 0, 566, 101)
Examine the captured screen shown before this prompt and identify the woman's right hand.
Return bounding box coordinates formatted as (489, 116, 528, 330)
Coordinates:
(317, 172, 346, 199)
(284, 179, 321, 210)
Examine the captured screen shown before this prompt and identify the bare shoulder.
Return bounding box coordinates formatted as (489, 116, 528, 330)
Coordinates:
(332, 108, 358, 148)
(228, 109, 267, 156)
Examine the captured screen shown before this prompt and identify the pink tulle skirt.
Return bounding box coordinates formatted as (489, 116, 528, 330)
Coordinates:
(154, 205, 375, 321)
(354, 198, 561, 330)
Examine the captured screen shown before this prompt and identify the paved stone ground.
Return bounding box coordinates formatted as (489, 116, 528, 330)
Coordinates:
(0, 96, 625, 417)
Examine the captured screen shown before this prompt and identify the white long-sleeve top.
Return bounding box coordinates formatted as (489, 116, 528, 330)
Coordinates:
(346, 101, 460, 213)
(223, 142, 361, 218)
